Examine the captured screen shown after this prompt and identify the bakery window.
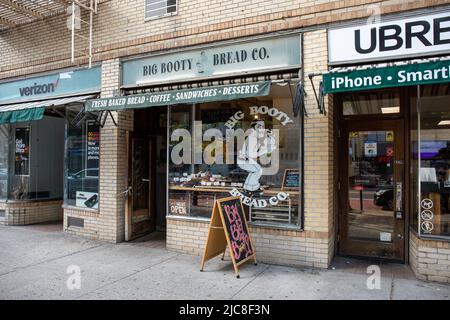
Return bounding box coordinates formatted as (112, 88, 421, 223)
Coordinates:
(64, 106, 100, 209)
(168, 84, 302, 227)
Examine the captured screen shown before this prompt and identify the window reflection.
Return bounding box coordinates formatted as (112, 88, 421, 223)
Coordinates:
(414, 84, 450, 237)
(343, 92, 400, 115)
(65, 106, 100, 209)
(348, 131, 395, 242)
(0, 125, 9, 200)
(8, 118, 65, 201)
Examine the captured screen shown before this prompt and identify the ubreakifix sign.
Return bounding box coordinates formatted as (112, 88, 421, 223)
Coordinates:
(122, 35, 301, 86)
(323, 59, 450, 94)
(0, 66, 101, 104)
(86, 82, 271, 111)
(329, 12, 450, 65)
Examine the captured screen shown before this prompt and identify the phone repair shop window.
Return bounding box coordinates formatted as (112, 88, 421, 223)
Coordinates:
(412, 83, 450, 238)
(64, 106, 100, 209)
(342, 91, 400, 116)
(168, 83, 302, 227)
(9, 117, 65, 201)
(0, 125, 9, 200)
(145, 0, 177, 20)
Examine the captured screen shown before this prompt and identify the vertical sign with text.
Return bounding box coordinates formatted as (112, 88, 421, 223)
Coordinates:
(15, 127, 30, 176)
(86, 121, 100, 177)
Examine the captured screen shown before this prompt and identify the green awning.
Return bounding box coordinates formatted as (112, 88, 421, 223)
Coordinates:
(0, 94, 96, 124)
(323, 58, 450, 94)
(86, 81, 272, 112)
(0, 107, 44, 124)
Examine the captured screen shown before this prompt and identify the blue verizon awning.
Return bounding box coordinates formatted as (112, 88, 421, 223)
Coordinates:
(0, 94, 95, 124)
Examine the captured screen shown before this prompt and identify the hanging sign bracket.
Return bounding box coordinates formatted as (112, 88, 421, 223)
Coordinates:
(308, 72, 326, 116)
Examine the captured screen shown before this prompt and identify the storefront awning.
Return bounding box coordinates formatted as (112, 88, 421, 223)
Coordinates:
(323, 56, 450, 94)
(85, 81, 273, 112)
(124, 71, 298, 94)
(0, 94, 96, 124)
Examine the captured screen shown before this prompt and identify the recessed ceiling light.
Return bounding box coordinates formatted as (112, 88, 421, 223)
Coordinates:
(381, 107, 400, 114)
(438, 120, 450, 126)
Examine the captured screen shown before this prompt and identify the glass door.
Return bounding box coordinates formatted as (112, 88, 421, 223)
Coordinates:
(126, 133, 153, 240)
(339, 119, 405, 261)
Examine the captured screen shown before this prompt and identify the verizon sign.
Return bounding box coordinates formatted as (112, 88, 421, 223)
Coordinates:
(329, 12, 450, 65)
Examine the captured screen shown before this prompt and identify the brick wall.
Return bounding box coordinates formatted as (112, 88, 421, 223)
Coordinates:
(166, 218, 210, 256)
(167, 218, 330, 268)
(97, 58, 127, 243)
(302, 29, 335, 267)
(64, 206, 101, 240)
(1, 0, 448, 79)
(0, 200, 63, 226)
(410, 232, 450, 283)
(249, 226, 329, 268)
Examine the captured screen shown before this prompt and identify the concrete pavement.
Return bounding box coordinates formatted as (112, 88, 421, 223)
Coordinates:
(0, 223, 449, 300)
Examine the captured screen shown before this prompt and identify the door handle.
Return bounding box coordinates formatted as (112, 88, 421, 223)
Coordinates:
(141, 178, 150, 182)
(394, 181, 403, 219)
(118, 186, 132, 196)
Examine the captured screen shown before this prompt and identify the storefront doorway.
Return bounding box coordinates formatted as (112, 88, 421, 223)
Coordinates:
(125, 107, 167, 241)
(339, 119, 406, 261)
(126, 133, 153, 240)
(336, 89, 407, 262)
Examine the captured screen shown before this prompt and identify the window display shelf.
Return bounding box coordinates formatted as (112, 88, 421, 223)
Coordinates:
(251, 215, 291, 222)
(169, 184, 298, 224)
(169, 185, 299, 195)
(250, 198, 293, 224)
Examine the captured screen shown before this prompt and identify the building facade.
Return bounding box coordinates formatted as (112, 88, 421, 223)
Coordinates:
(1, 0, 450, 284)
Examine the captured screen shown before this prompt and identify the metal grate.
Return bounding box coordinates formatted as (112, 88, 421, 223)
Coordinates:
(0, 0, 98, 31)
(67, 216, 84, 227)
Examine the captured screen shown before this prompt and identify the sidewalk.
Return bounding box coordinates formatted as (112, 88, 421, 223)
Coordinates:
(0, 223, 449, 300)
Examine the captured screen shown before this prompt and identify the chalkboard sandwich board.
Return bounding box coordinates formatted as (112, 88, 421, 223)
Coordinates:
(200, 196, 257, 278)
(282, 169, 300, 190)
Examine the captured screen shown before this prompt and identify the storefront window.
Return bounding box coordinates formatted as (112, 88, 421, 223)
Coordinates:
(64, 106, 100, 209)
(8, 117, 65, 201)
(413, 84, 450, 238)
(168, 84, 302, 226)
(347, 130, 396, 241)
(0, 125, 9, 200)
(343, 92, 400, 115)
(410, 88, 419, 234)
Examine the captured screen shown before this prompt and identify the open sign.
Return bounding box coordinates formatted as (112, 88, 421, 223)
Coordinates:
(169, 199, 187, 215)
